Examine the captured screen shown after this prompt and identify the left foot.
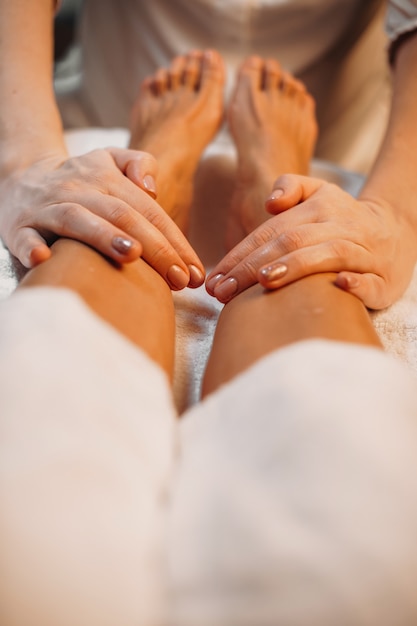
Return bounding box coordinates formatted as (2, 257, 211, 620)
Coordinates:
(226, 56, 318, 248)
(129, 50, 225, 231)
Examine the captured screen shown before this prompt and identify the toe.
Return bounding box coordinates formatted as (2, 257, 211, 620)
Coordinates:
(139, 76, 153, 97)
(152, 68, 169, 96)
(264, 58, 281, 90)
(238, 55, 265, 90)
(183, 50, 203, 89)
(200, 49, 225, 87)
(169, 55, 187, 90)
(293, 78, 307, 94)
(279, 71, 298, 96)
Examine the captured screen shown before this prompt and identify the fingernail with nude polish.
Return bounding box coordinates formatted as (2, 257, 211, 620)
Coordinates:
(143, 174, 157, 198)
(205, 273, 224, 295)
(338, 274, 359, 290)
(266, 188, 284, 203)
(260, 262, 288, 283)
(167, 264, 190, 290)
(214, 277, 238, 302)
(112, 236, 134, 255)
(188, 264, 205, 288)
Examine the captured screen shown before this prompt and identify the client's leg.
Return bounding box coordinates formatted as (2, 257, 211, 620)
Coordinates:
(171, 285, 417, 626)
(17, 49, 226, 377)
(19, 238, 176, 375)
(203, 57, 379, 394)
(129, 49, 225, 232)
(1, 244, 177, 626)
(203, 273, 381, 395)
(0, 51, 226, 626)
(226, 56, 318, 249)
(169, 65, 417, 626)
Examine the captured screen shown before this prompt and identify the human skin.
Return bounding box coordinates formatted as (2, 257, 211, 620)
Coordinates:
(1, 58, 382, 624)
(1, 1, 417, 309)
(0, 0, 205, 290)
(206, 35, 417, 310)
(15, 49, 382, 392)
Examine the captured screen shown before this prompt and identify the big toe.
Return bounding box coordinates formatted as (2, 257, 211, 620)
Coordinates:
(237, 55, 265, 89)
(200, 49, 226, 88)
(183, 50, 204, 89)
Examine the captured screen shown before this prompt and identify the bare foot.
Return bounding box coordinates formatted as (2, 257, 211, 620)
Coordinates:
(129, 50, 225, 231)
(226, 56, 318, 249)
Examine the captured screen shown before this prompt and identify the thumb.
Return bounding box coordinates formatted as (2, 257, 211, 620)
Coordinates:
(12, 227, 52, 269)
(335, 271, 391, 310)
(265, 174, 325, 215)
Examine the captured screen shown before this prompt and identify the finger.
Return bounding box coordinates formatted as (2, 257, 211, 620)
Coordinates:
(335, 271, 391, 310)
(104, 178, 205, 281)
(12, 227, 52, 268)
(108, 147, 158, 199)
(265, 174, 326, 214)
(258, 241, 376, 291)
(52, 194, 203, 289)
(138, 215, 204, 288)
(206, 213, 326, 290)
(32, 201, 144, 263)
(206, 219, 288, 291)
(211, 237, 375, 304)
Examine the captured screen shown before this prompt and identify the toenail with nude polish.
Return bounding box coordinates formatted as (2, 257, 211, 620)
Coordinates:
(205, 273, 224, 295)
(143, 174, 157, 198)
(260, 262, 288, 282)
(203, 49, 214, 61)
(214, 277, 238, 302)
(167, 264, 189, 290)
(112, 236, 134, 254)
(188, 264, 205, 288)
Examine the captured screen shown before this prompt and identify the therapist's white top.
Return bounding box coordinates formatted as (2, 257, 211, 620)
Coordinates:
(65, 0, 417, 171)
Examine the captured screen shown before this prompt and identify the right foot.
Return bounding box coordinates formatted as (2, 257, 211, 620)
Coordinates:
(227, 56, 318, 249)
(129, 50, 225, 231)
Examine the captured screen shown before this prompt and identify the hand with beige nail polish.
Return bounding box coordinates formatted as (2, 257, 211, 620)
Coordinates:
(206, 174, 417, 310)
(0, 147, 205, 290)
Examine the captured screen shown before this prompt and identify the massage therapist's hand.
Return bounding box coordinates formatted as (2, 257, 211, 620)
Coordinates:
(0, 148, 204, 290)
(206, 174, 417, 309)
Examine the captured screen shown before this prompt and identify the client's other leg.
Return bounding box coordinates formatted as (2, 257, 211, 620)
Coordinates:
(168, 56, 417, 626)
(170, 277, 417, 626)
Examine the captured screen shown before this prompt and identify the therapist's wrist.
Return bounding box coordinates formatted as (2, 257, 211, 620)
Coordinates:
(0, 136, 68, 178)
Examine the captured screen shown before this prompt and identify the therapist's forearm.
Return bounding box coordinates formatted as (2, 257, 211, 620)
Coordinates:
(0, 0, 67, 175)
(360, 31, 417, 230)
